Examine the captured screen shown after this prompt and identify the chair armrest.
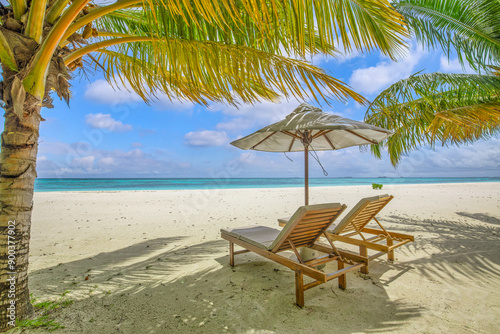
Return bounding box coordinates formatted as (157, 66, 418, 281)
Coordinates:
(278, 217, 290, 227)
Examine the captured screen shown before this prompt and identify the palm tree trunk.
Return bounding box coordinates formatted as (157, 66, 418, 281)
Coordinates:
(0, 66, 41, 331)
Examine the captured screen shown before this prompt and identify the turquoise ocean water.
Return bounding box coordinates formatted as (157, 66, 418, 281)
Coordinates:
(34, 177, 500, 192)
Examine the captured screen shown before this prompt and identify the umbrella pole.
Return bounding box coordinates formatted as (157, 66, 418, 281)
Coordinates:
(305, 146, 309, 205)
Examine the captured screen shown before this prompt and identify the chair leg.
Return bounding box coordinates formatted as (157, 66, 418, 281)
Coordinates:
(338, 261, 346, 290)
(295, 270, 305, 308)
(229, 242, 235, 267)
(387, 238, 394, 262)
(359, 245, 369, 274)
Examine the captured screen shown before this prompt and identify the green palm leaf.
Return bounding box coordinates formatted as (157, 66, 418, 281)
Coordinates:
(393, 0, 500, 71)
(81, 36, 365, 105)
(65, 2, 388, 106)
(365, 72, 500, 165)
(21, 0, 409, 104)
(93, 49, 255, 105)
(143, 0, 409, 59)
(92, 7, 340, 58)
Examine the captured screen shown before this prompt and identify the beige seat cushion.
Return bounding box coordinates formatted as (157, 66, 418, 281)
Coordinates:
(223, 203, 344, 251)
(221, 226, 281, 250)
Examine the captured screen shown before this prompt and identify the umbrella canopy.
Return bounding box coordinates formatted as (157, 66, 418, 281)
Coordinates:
(230, 103, 393, 204)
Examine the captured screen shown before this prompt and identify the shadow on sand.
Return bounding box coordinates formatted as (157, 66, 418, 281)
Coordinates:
(456, 211, 500, 226)
(384, 214, 500, 284)
(26, 233, 424, 334)
(24, 212, 500, 333)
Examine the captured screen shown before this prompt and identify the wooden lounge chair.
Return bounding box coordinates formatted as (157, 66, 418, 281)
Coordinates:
(278, 195, 414, 274)
(221, 203, 367, 307)
(327, 194, 414, 274)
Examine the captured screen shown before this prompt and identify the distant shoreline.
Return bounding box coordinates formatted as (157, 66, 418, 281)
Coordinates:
(34, 177, 500, 192)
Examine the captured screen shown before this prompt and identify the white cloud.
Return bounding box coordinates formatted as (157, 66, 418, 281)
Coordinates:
(184, 130, 228, 147)
(35, 137, 500, 178)
(349, 45, 427, 96)
(84, 79, 143, 105)
(338, 49, 362, 62)
(230, 151, 302, 176)
(216, 117, 249, 132)
(37, 146, 193, 178)
(84, 79, 197, 113)
(152, 94, 196, 112)
(211, 99, 303, 133)
(212, 99, 348, 138)
(396, 138, 500, 176)
(99, 157, 115, 166)
(329, 40, 363, 64)
(71, 156, 95, 170)
(439, 56, 476, 74)
(85, 113, 133, 132)
(37, 140, 72, 155)
(223, 136, 500, 178)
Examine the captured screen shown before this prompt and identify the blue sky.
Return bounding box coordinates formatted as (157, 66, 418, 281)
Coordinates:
(3, 43, 499, 179)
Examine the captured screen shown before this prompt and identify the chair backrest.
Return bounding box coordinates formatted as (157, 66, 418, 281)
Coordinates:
(331, 194, 393, 235)
(269, 203, 346, 252)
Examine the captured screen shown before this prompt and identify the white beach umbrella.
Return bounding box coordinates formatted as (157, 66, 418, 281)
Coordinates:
(230, 103, 393, 204)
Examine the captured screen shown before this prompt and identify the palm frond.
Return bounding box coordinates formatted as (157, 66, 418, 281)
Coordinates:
(11, 0, 27, 21)
(365, 72, 500, 165)
(146, 0, 409, 59)
(430, 103, 500, 144)
(25, 0, 48, 43)
(93, 9, 148, 37)
(72, 36, 366, 105)
(90, 4, 337, 58)
(23, 0, 92, 99)
(47, 0, 72, 24)
(61, 0, 141, 43)
(0, 28, 18, 71)
(393, 0, 500, 71)
(93, 49, 280, 105)
(66, 0, 408, 58)
(25, 0, 409, 106)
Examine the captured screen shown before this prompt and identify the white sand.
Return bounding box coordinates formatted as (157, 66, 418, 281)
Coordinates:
(21, 183, 500, 333)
